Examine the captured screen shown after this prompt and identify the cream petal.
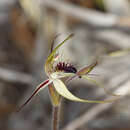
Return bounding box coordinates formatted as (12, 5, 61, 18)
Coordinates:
(53, 79, 119, 103)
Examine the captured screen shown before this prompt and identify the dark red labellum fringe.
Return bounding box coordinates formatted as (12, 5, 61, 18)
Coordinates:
(55, 62, 77, 73)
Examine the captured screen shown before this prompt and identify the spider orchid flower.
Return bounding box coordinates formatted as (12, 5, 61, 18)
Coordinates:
(18, 34, 120, 111)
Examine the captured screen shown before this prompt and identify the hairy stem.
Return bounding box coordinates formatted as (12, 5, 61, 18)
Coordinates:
(52, 106, 60, 130)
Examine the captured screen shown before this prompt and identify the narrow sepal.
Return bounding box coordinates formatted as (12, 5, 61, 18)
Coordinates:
(48, 33, 74, 62)
(17, 79, 50, 112)
(45, 34, 74, 75)
(77, 61, 98, 75)
(82, 75, 120, 97)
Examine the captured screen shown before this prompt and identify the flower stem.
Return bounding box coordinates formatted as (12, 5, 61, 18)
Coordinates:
(52, 106, 60, 130)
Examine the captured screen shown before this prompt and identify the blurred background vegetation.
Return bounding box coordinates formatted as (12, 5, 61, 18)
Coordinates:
(0, 0, 130, 130)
